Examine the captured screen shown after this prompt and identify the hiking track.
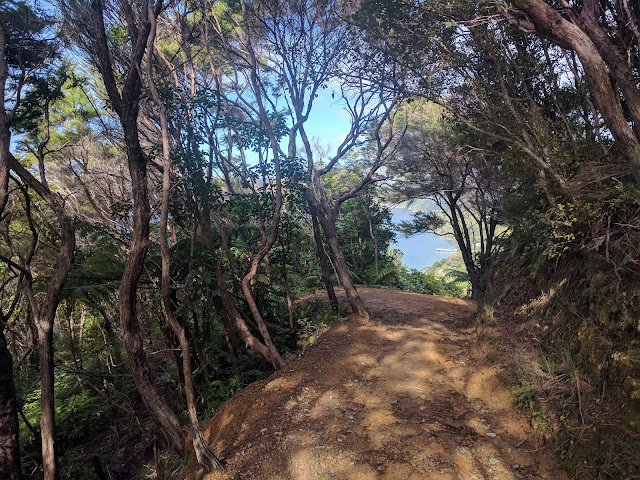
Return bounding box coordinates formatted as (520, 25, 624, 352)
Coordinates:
(197, 288, 565, 480)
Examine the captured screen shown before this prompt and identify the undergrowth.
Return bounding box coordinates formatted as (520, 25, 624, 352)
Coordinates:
(155, 298, 346, 480)
(484, 320, 640, 479)
(294, 299, 346, 350)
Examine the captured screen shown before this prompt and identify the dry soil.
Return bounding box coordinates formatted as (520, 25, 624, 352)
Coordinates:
(196, 288, 566, 480)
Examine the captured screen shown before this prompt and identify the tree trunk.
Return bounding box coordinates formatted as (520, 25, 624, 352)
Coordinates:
(0, 326, 21, 480)
(98, 307, 123, 368)
(7, 142, 77, 480)
(446, 198, 481, 299)
(241, 28, 287, 369)
(78, 305, 87, 366)
(281, 259, 295, 329)
(510, 0, 640, 184)
(118, 111, 186, 455)
(199, 184, 270, 365)
(36, 214, 75, 480)
(577, 0, 640, 130)
(240, 275, 285, 369)
(118, 238, 186, 454)
(317, 212, 369, 319)
(65, 304, 79, 366)
(0, 25, 11, 217)
(0, 124, 10, 217)
(36, 321, 56, 480)
(217, 306, 238, 358)
(190, 312, 210, 383)
(310, 204, 339, 312)
(89, 0, 188, 452)
(163, 325, 184, 389)
(364, 198, 379, 279)
(149, 51, 222, 470)
(216, 262, 277, 363)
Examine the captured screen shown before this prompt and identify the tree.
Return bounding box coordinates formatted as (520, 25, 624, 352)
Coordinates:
(354, 0, 629, 298)
(0, 4, 74, 478)
(0, 270, 21, 480)
(61, 0, 188, 456)
(0, 2, 26, 475)
(507, 0, 640, 185)
(207, 0, 406, 320)
(149, 0, 287, 369)
(326, 171, 396, 286)
(392, 103, 504, 304)
(145, 5, 222, 469)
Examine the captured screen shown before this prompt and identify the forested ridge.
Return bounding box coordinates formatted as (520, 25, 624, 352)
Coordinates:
(1, 0, 639, 478)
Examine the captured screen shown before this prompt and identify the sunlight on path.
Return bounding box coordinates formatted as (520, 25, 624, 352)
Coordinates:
(200, 289, 565, 480)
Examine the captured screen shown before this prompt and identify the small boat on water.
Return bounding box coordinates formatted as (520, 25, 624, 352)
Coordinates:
(436, 248, 459, 253)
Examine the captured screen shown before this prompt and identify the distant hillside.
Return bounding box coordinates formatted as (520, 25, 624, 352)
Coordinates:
(393, 199, 440, 212)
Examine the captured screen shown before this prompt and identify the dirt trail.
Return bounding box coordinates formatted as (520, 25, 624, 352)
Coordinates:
(199, 289, 566, 480)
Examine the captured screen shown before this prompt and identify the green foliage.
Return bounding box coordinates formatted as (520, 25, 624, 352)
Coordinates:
(424, 254, 470, 297)
(232, 111, 289, 152)
(396, 211, 446, 237)
(334, 187, 397, 286)
(10, 3, 640, 480)
(395, 266, 462, 297)
(376, 248, 466, 297)
(0, 1, 58, 73)
(13, 65, 69, 134)
(294, 300, 343, 349)
(200, 353, 271, 416)
(19, 369, 112, 460)
(61, 256, 124, 305)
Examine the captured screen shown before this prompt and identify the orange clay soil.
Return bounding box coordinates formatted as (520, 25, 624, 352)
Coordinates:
(192, 288, 566, 480)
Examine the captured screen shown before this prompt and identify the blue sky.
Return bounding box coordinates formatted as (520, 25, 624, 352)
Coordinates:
(302, 90, 352, 152)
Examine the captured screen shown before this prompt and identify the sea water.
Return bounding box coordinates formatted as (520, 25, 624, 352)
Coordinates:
(391, 208, 458, 271)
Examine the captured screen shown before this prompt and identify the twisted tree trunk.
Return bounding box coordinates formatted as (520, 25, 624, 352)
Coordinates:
(10, 152, 76, 480)
(147, 30, 222, 468)
(310, 204, 339, 313)
(88, 0, 187, 455)
(316, 210, 369, 319)
(510, 0, 640, 184)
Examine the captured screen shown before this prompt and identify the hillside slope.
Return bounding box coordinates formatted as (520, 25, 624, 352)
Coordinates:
(192, 289, 565, 480)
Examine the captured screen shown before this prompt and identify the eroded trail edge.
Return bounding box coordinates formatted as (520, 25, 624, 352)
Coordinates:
(201, 289, 565, 480)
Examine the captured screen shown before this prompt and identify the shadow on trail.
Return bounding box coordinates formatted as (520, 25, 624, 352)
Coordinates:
(201, 289, 564, 480)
